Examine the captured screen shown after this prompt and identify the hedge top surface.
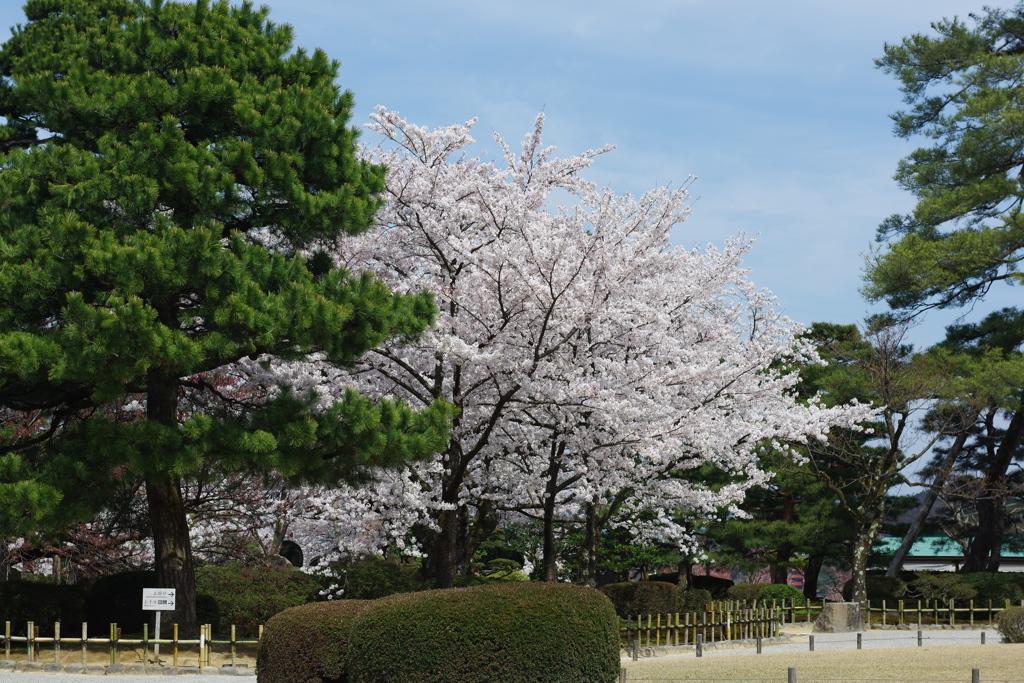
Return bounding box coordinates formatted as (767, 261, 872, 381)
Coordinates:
(347, 582, 620, 683)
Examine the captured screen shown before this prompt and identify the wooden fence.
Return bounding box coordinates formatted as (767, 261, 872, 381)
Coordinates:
(865, 598, 1024, 626)
(619, 597, 1024, 649)
(1, 621, 259, 667)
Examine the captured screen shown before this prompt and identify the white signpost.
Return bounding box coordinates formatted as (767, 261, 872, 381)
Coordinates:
(142, 588, 175, 662)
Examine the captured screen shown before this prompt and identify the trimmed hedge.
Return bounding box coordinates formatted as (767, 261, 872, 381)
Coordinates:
(196, 562, 321, 637)
(756, 583, 804, 604)
(841, 575, 906, 604)
(679, 588, 712, 612)
(346, 582, 619, 683)
(599, 581, 677, 618)
(726, 583, 767, 601)
(87, 570, 158, 633)
(0, 582, 88, 636)
(256, 600, 373, 683)
(959, 573, 1024, 603)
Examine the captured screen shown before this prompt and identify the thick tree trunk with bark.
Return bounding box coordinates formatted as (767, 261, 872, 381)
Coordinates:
(849, 520, 881, 605)
(146, 372, 198, 637)
(146, 472, 198, 637)
(803, 553, 824, 599)
(962, 400, 1024, 573)
(770, 541, 794, 585)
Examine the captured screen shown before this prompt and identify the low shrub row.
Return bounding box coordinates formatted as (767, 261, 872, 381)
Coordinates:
(841, 572, 1024, 605)
(257, 582, 619, 683)
(0, 563, 317, 637)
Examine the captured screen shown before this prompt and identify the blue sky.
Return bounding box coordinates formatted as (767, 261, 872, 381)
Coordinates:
(1, 0, 1012, 347)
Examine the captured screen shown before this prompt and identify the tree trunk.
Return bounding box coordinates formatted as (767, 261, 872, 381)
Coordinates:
(146, 472, 198, 638)
(677, 561, 691, 591)
(849, 520, 880, 605)
(541, 456, 561, 582)
(146, 371, 198, 637)
(576, 503, 599, 587)
(962, 400, 1024, 573)
(433, 507, 459, 589)
(770, 541, 794, 584)
(802, 553, 824, 599)
(887, 427, 971, 577)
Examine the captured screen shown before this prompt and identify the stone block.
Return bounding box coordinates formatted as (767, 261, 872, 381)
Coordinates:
(813, 602, 865, 633)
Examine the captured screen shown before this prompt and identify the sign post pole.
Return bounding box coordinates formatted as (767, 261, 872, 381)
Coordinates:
(142, 589, 176, 665)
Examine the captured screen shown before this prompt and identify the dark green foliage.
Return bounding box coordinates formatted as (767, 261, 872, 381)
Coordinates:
(996, 605, 1024, 643)
(691, 574, 733, 598)
(727, 583, 768, 602)
(959, 573, 1024, 603)
(195, 562, 321, 637)
(327, 556, 427, 600)
(841, 575, 907, 604)
(256, 600, 373, 683)
(756, 584, 805, 604)
(196, 592, 221, 633)
(0, 581, 88, 636)
(679, 588, 712, 612)
(0, 0, 453, 633)
(599, 581, 677, 618)
(908, 572, 977, 601)
(346, 583, 620, 683)
(86, 570, 158, 633)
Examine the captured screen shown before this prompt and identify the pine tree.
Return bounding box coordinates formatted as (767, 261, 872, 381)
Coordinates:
(0, 0, 451, 634)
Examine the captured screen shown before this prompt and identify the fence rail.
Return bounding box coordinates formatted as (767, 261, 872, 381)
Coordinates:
(620, 597, 1024, 650)
(1, 620, 260, 668)
(620, 667, 1022, 682)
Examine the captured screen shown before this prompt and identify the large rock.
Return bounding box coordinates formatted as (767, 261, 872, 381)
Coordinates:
(813, 602, 865, 633)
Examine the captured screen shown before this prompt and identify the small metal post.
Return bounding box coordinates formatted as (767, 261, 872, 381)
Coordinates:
(857, 632, 862, 650)
(756, 636, 762, 654)
(632, 640, 638, 662)
(696, 634, 703, 657)
(808, 634, 814, 652)
(972, 669, 980, 683)
(917, 630, 922, 647)
(619, 667, 627, 683)
(981, 631, 986, 645)
(788, 666, 798, 683)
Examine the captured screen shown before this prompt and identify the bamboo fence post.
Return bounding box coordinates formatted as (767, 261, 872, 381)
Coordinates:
(27, 621, 34, 663)
(4, 621, 8, 659)
(230, 625, 236, 667)
(655, 614, 661, 647)
(970, 600, 974, 626)
(949, 599, 955, 627)
(143, 623, 149, 665)
(54, 621, 60, 665)
(108, 623, 116, 666)
(172, 623, 178, 668)
(206, 624, 212, 667)
(81, 622, 87, 666)
(674, 612, 679, 646)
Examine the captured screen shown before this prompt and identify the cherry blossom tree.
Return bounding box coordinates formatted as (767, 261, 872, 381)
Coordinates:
(243, 110, 875, 588)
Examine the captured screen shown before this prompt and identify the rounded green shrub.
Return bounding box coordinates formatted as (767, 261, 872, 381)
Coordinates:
(323, 555, 427, 600)
(196, 562, 321, 637)
(256, 600, 373, 683)
(347, 582, 619, 683)
(726, 583, 767, 602)
(996, 605, 1024, 643)
(598, 580, 677, 618)
(756, 583, 804, 604)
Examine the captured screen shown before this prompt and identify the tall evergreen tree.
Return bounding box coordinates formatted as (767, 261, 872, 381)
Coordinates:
(865, 3, 1024, 311)
(0, 0, 451, 634)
